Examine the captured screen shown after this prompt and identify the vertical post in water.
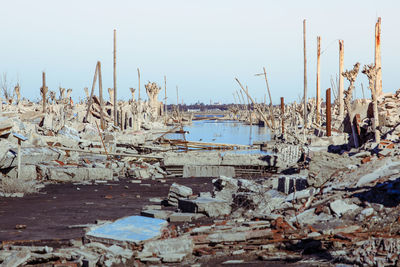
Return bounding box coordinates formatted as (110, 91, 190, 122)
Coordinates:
(41, 72, 47, 113)
(113, 29, 117, 126)
(375, 17, 382, 96)
(280, 97, 284, 134)
(303, 19, 308, 128)
(137, 68, 141, 101)
(326, 88, 331, 137)
(316, 36, 321, 124)
(338, 40, 344, 119)
(98, 61, 104, 130)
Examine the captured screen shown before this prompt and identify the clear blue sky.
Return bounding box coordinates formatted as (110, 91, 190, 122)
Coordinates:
(0, 0, 398, 104)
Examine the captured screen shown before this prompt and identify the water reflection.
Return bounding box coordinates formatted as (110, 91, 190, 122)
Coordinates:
(168, 120, 271, 146)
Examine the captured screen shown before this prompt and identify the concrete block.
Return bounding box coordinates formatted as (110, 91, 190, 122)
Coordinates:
(277, 176, 308, 194)
(330, 199, 359, 217)
(178, 197, 231, 217)
(142, 236, 193, 257)
(140, 210, 173, 220)
(183, 165, 235, 178)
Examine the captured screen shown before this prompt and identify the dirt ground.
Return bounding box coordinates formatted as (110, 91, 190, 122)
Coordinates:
(0, 177, 214, 243)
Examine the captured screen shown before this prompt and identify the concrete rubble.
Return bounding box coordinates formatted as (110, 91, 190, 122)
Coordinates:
(2, 66, 400, 266)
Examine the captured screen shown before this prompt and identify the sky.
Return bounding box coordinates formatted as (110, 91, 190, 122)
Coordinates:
(0, 0, 398, 104)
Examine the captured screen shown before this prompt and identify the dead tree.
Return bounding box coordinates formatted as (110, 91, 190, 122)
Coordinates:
(130, 88, 136, 102)
(362, 63, 380, 143)
(59, 87, 65, 100)
(14, 84, 21, 105)
(342, 62, 360, 147)
(1, 73, 12, 103)
(40, 72, 48, 113)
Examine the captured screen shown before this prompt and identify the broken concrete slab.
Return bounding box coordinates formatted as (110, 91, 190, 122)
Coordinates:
(168, 212, 205, 222)
(140, 209, 173, 220)
(142, 236, 193, 257)
(178, 196, 231, 217)
(330, 199, 359, 217)
(183, 165, 235, 178)
(86, 216, 168, 244)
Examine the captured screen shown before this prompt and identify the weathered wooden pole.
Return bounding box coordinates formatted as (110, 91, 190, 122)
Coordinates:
(262, 67, 275, 128)
(375, 17, 382, 96)
(164, 75, 167, 117)
(326, 88, 331, 137)
(316, 36, 321, 124)
(303, 19, 308, 128)
(98, 61, 104, 130)
(235, 78, 272, 129)
(176, 85, 179, 114)
(137, 68, 141, 101)
(17, 138, 21, 179)
(338, 40, 344, 119)
(113, 29, 117, 127)
(280, 97, 284, 134)
(41, 72, 47, 113)
(84, 63, 99, 123)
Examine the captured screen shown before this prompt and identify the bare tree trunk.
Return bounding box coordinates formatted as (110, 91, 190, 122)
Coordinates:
(84, 63, 99, 123)
(303, 19, 308, 128)
(316, 36, 321, 124)
(98, 61, 104, 130)
(326, 88, 331, 137)
(113, 29, 117, 127)
(41, 72, 47, 113)
(137, 68, 141, 101)
(164, 75, 167, 118)
(338, 40, 344, 119)
(375, 17, 382, 96)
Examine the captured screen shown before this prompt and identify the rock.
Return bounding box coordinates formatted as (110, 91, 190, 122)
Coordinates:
(330, 199, 359, 217)
(178, 196, 231, 217)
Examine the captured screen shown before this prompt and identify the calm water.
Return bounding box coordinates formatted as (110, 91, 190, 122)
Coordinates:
(168, 120, 270, 146)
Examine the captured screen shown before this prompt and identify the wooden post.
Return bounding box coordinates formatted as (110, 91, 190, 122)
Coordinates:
(17, 139, 21, 179)
(41, 72, 47, 113)
(137, 68, 141, 101)
(280, 97, 284, 134)
(338, 40, 344, 119)
(113, 29, 117, 127)
(316, 36, 321, 124)
(262, 67, 275, 128)
(176, 85, 179, 113)
(98, 61, 104, 130)
(326, 88, 331, 137)
(375, 17, 382, 96)
(303, 19, 308, 128)
(84, 63, 99, 123)
(164, 75, 167, 117)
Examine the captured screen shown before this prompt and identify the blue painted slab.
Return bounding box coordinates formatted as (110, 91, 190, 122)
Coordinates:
(86, 216, 168, 243)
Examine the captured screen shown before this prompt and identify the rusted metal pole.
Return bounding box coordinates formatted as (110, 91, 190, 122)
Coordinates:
(316, 36, 321, 124)
(84, 63, 99, 123)
(280, 97, 284, 134)
(338, 40, 344, 119)
(41, 72, 47, 113)
(326, 88, 331, 137)
(303, 19, 308, 128)
(113, 29, 117, 127)
(98, 61, 104, 130)
(375, 17, 382, 96)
